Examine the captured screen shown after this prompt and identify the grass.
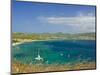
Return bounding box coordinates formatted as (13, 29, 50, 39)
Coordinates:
(12, 61, 96, 74)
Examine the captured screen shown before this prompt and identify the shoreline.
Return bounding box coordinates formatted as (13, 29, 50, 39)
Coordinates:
(12, 39, 55, 46)
(12, 39, 95, 46)
(12, 40, 36, 46)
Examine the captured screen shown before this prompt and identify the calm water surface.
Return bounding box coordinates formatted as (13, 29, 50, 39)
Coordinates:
(12, 40, 96, 65)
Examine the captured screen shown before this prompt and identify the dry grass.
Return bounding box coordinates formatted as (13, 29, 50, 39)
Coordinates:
(12, 61, 96, 74)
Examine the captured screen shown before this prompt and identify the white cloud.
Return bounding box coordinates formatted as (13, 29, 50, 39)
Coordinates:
(37, 12, 95, 33)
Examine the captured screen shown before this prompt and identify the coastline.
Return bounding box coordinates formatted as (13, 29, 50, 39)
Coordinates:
(12, 39, 55, 46)
(12, 39, 95, 46)
(12, 40, 35, 46)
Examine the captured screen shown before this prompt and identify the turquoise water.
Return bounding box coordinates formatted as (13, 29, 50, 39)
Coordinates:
(12, 40, 96, 65)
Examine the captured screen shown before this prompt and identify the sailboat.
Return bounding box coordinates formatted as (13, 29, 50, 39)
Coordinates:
(35, 50, 43, 61)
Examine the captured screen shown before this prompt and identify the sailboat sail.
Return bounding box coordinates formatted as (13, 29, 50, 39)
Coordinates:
(35, 49, 43, 61)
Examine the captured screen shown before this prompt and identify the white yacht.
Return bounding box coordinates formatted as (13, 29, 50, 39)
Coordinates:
(35, 50, 43, 61)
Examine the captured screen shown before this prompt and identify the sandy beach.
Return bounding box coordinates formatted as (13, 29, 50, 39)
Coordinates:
(12, 39, 43, 46)
(12, 39, 61, 46)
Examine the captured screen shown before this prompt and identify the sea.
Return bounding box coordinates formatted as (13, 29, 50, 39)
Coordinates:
(12, 40, 96, 65)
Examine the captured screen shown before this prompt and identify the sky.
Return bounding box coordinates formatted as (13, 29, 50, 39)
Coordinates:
(12, 1, 96, 33)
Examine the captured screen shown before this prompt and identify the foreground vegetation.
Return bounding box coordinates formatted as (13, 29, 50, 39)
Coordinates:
(12, 61, 96, 74)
